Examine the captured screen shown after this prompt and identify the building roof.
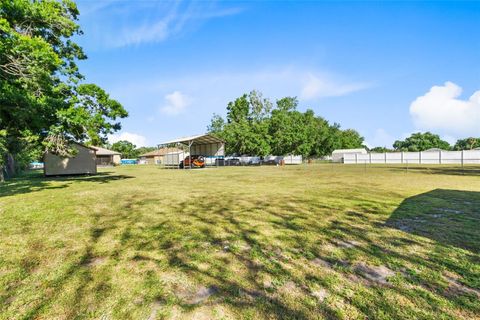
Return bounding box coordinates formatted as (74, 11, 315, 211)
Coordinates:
(424, 148, 444, 152)
(140, 147, 183, 157)
(91, 146, 121, 156)
(332, 148, 367, 154)
(158, 133, 224, 146)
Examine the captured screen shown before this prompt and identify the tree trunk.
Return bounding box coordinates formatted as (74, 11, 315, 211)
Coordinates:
(5, 153, 15, 178)
(0, 166, 4, 182)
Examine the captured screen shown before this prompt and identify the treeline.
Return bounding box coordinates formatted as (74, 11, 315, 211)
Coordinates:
(207, 91, 364, 157)
(108, 140, 156, 159)
(372, 132, 480, 152)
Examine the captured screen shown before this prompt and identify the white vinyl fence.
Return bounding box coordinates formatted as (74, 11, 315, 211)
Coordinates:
(343, 150, 480, 165)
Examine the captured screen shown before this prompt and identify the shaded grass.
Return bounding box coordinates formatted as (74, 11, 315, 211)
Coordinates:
(0, 164, 479, 319)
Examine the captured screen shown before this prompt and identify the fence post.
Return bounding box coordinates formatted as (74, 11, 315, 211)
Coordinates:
(384, 152, 387, 164)
(439, 150, 442, 164)
(355, 153, 358, 164)
(419, 151, 422, 164)
(461, 150, 464, 175)
(369, 153, 372, 164)
(401, 151, 404, 164)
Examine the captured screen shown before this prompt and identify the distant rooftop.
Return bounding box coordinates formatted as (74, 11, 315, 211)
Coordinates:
(91, 146, 121, 156)
(332, 148, 367, 154)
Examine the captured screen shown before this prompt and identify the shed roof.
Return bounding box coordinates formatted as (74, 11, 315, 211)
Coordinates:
(159, 133, 224, 146)
(332, 148, 367, 154)
(140, 147, 183, 157)
(91, 146, 121, 156)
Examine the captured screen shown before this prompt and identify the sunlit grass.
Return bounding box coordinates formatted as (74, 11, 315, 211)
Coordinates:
(0, 164, 479, 319)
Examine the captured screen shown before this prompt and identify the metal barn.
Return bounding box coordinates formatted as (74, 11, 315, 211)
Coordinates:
(158, 134, 225, 169)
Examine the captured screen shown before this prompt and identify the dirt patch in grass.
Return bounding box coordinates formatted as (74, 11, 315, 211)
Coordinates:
(85, 256, 107, 267)
(175, 285, 218, 305)
(333, 239, 360, 249)
(354, 263, 396, 285)
(311, 287, 329, 302)
(444, 275, 480, 298)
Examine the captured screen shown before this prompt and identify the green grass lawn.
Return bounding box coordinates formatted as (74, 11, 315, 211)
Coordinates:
(1, 164, 479, 319)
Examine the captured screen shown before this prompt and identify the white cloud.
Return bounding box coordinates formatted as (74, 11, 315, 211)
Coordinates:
(108, 132, 148, 147)
(160, 91, 191, 115)
(83, 1, 244, 48)
(300, 73, 371, 100)
(410, 81, 480, 137)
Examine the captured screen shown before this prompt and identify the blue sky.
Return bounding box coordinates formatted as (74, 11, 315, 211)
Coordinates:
(75, 0, 480, 147)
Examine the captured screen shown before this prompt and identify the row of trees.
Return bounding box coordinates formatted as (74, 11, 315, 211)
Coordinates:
(109, 140, 156, 159)
(207, 91, 364, 157)
(372, 133, 479, 152)
(0, 0, 127, 180)
(208, 92, 479, 157)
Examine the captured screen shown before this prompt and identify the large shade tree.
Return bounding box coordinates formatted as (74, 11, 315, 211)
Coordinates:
(393, 132, 451, 152)
(0, 0, 128, 180)
(111, 140, 137, 159)
(208, 90, 364, 158)
(453, 137, 479, 150)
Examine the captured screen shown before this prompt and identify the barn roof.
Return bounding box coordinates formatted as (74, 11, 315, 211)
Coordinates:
(332, 148, 367, 154)
(140, 147, 183, 157)
(159, 133, 224, 146)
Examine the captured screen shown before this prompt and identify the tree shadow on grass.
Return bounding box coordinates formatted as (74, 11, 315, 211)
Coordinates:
(386, 189, 480, 254)
(6, 187, 480, 319)
(0, 171, 134, 197)
(386, 165, 480, 176)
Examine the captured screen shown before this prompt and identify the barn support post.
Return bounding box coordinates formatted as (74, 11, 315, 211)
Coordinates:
(188, 140, 193, 169)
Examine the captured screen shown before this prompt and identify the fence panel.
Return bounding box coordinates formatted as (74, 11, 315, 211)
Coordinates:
(341, 150, 480, 164)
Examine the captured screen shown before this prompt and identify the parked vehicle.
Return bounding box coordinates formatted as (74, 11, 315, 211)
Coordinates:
(179, 155, 205, 168)
(225, 158, 241, 166)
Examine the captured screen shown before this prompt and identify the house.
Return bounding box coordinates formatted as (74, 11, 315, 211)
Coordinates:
(44, 143, 97, 176)
(331, 148, 367, 163)
(139, 147, 183, 165)
(91, 146, 121, 165)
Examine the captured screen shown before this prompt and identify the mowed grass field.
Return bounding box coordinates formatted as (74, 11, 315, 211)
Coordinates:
(1, 164, 479, 320)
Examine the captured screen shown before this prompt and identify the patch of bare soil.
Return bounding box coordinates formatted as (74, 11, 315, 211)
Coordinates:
(354, 263, 395, 285)
(311, 257, 332, 269)
(85, 256, 107, 267)
(148, 300, 162, 320)
(176, 285, 218, 305)
(444, 275, 480, 298)
(311, 288, 329, 302)
(333, 239, 360, 248)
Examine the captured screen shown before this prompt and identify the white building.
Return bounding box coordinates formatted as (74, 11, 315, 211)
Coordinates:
(331, 148, 367, 163)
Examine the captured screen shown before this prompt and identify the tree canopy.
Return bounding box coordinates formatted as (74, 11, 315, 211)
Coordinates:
(208, 90, 364, 157)
(111, 140, 137, 159)
(453, 137, 479, 151)
(393, 132, 451, 152)
(0, 0, 128, 179)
